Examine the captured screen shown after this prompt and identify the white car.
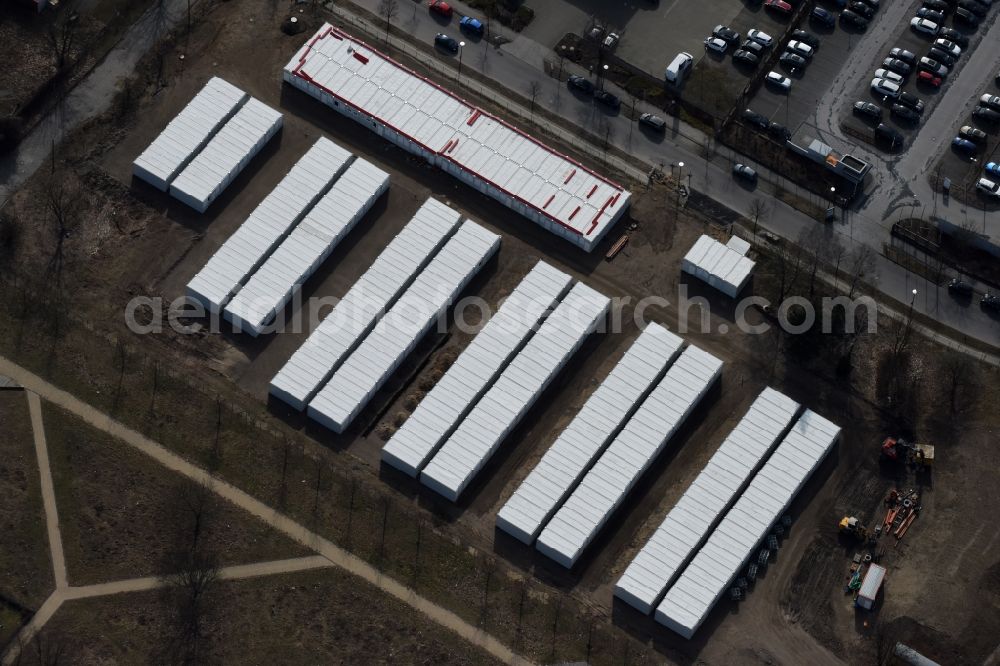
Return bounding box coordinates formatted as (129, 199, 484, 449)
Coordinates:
(871, 78, 901, 98)
(704, 37, 728, 54)
(874, 68, 905, 85)
(981, 94, 1000, 110)
(933, 38, 961, 57)
(786, 40, 814, 59)
(747, 28, 774, 47)
(976, 178, 1000, 196)
(910, 17, 940, 35)
(766, 71, 792, 91)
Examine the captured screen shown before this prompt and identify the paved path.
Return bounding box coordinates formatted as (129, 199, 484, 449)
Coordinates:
(0, 355, 530, 666)
(26, 392, 67, 590)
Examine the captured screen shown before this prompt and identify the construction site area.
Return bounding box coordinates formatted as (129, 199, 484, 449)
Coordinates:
(1, 0, 999, 664)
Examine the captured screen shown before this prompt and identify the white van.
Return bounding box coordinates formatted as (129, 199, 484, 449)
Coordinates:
(665, 52, 693, 84)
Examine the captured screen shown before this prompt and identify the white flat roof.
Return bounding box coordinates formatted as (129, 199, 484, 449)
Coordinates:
(419, 281, 611, 502)
(535, 345, 723, 569)
(614, 388, 800, 614)
(495, 323, 684, 545)
(285, 24, 630, 243)
(269, 198, 462, 410)
(655, 409, 841, 638)
(381, 260, 573, 477)
(681, 235, 755, 298)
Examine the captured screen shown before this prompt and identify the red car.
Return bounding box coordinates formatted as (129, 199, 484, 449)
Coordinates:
(764, 0, 793, 13)
(429, 0, 453, 18)
(917, 70, 942, 87)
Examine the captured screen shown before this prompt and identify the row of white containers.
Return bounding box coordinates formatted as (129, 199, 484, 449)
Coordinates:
(224, 157, 390, 335)
(535, 345, 724, 569)
(269, 199, 463, 411)
(614, 388, 802, 614)
(307, 219, 501, 433)
(381, 261, 575, 477)
(654, 409, 841, 638)
(680, 235, 755, 299)
(187, 138, 354, 314)
(495, 323, 684, 545)
(419, 281, 612, 501)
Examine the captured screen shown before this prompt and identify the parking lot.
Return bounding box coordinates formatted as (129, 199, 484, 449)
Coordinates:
(934, 85, 1000, 208)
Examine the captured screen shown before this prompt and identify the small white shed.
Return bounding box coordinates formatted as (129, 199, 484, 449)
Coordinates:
(681, 234, 755, 298)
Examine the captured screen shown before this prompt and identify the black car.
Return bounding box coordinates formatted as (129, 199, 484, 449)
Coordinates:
(875, 123, 903, 150)
(849, 1, 876, 18)
(889, 47, 917, 65)
(928, 47, 957, 68)
(811, 6, 837, 26)
(780, 52, 807, 69)
(840, 9, 870, 27)
(853, 100, 883, 122)
(741, 39, 765, 55)
(732, 163, 758, 184)
(733, 49, 760, 66)
(638, 113, 667, 131)
(594, 90, 621, 110)
(434, 33, 459, 53)
(713, 25, 741, 44)
(955, 6, 980, 23)
(915, 7, 945, 21)
(791, 30, 820, 48)
(567, 75, 594, 95)
(948, 278, 974, 296)
(891, 103, 920, 123)
(883, 58, 912, 76)
(742, 108, 770, 129)
(981, 293, 1000, 311)
(921, 0, 949, 11)
(958, 0, 988, 15)
(860, 0, 880, 8)
(898, 92, 925, 113)
(768, 121, 791, 140)
(973, 106, 1000, 123)
(939, 28, 969, 48)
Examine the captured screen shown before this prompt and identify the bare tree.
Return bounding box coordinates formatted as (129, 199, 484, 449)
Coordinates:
(378, 0, 399, 46)
(939, 350, 977, 413)
(527, 81, 541, 121)
(43, 171, 80, 288)
(47, 7, 78, 71)
(748, 198, 768, 243)
(845, 244, 875, 298)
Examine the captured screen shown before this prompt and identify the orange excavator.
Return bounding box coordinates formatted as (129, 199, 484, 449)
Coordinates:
(881, 437, 934, 469)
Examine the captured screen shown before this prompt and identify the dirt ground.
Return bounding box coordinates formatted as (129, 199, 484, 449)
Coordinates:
(36, 567, 504, 665)
(2, 0, 1000, 663)
(43, 402, 311, 586)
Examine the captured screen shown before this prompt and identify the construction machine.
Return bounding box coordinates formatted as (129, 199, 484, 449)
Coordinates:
(839, 516, 869, 541)
(881, 437, 934, 469)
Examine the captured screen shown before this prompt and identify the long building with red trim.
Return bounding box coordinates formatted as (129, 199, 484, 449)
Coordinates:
(283, 23, 631, 252)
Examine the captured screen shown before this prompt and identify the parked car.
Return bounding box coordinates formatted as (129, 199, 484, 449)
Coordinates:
(939, 28, 969, 48)
(791, 30, 821, 48)
(638, 113, 667, 131)
(891, 103, 920, 122)
(768, 121, 791, 140)
(853, 100, 883, 121)
(986, 161, 1000, 177)
(889, 47, 917, 65)
(747, 28, 774, 47)
(860, 0, 880, 8)
(434, 33, 459, 53)
(765, 0, 794, 14)
(934, 39, 962, 58)
(567, 74, 594, 95)
(875, 123, 903, 149)
(780, 52, 808, 69)
(787, 40, 815, 58)
(871, 78, 901, 98)
(704, 37, 729, 53)
(840, 10, 870, 27)
(960, 125, 988, 142)
(954, 7, 980, 24)
(741, 39, 765, 55)
(850, 1, 876, 18)
(958, 0, 988, 15)
(921, 0, 949, 11)
(978, 179, 1000, 197)
(973, 106, 1000, 123)
(742, 108, 770, 129)
(713, 25, 740, 44)
(594, 90, 621, 110)
(459, 15, 484, 36)
(898, 92, 925, 113)
(875, 69, 905, 85)
(910, 17, 940, 35)
(952, 136, 978, 153)
(733, 163, 758, 183)
(429, 0, 453, 18)
(915, 7, 945, 22)
(980, 94, 1000, 111)
(917, 70, 943, 87)
(948, 278, 974, 296)
(928, 48, 957, 69)
(883, 58, 912, 76)
(811, 7, 837, 26)
(918, 56, 948, 77)
(981, 293, 1000, 311)
(734, 49, 761, 66)
(603, 32, 620, 49)
(766, 71, 792, 91)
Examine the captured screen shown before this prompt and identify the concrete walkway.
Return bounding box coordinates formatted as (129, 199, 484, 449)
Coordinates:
(0, 355, 530, 666)
(26, 392, 67, 590)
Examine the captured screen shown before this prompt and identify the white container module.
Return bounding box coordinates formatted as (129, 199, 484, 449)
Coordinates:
(186, 138, 353, 313)
(680, 234, 755, 298)
(655, 409, 841, 639)
(223, 158, 390, 336)
(307, 220, 501, 433)
(419, 282, 611, 502)
(856, 564, 886, 610)
(170, 97, 284, 213)
(133, 77, 248, 191)
(381, 261, 573, 477)
(614, 388, 801, 614)
(269, 198, 462, 411)
(535, 345, 723, 569)
(495, 323, 684, 545)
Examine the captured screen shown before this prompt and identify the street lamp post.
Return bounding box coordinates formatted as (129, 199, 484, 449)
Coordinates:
(601, 64, 609, 90)
(676, 161, 685, 212)
(458, 41, 466, 83)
